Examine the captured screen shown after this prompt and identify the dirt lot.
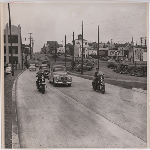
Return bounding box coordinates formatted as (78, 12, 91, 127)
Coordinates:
(4, 69, 23, 148)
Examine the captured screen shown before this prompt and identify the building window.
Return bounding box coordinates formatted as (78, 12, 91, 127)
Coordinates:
(4, 56, 6, 62)
(4, 35, 6, 43)
(8, 35, 18, 43)
(85, 42, 87, 45)
(9, 46, 18, 54)
(9, 56, 18, 64)
(4, 46, 6, 54)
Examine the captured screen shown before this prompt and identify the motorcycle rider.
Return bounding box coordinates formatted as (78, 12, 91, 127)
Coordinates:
(94, 68, 104, 91)
(36, 68, 45, 89)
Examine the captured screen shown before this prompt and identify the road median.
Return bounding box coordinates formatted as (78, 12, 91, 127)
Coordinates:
(68, 71, 147, 92)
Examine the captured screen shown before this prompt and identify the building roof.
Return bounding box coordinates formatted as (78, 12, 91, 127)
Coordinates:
(58, 44, 63, 47)
(134, 45, 147, 49)
(47, 41, 58, 46)
(75, 39, 87, 41)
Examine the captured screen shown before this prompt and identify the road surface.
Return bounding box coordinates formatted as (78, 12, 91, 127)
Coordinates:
(16, 69, 147, 148)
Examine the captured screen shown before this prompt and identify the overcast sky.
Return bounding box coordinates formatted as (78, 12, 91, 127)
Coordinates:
(3, 2, 148, 52)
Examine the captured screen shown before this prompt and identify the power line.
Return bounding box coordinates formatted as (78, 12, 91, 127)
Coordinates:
(84, 12, 146, 26)
(84, 24, 146, 36)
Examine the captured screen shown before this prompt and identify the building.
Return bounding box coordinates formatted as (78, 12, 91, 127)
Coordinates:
(4, 24, 22, 68)
(47, 41, 59, 54)
(57, 44, 64, 53)
(74, 34, 89, 57)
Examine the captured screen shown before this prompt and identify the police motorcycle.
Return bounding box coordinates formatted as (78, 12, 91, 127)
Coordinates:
(36, 72, 47, 94)
(92, 72, 105, 94)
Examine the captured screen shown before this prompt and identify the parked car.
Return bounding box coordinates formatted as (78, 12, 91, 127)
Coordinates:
(76, 64, 92, 72)
(86, 62, 94, 69)
(66, 54, 71, 57)
(6, 66, 12, 74)
(29, 64, 36, 71)
(58, 53, 61, 56)
(53, 54, 59, 58)
(107, 59, 117, 68)
(48, 65, 72, 86)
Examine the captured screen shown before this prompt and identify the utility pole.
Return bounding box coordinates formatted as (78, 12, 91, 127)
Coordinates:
(65, 35, 66, 67)
(8, 3, 14, 76)
(140, 37, 143, 46)
(72, 31, 74, 70)
(98, 25, 99, 69)
(21, 37, 23, 70)
(81, 21, 83, 74)
(31, 38, 34, 54)
(28, 33, 32, 58)
(55, 42, 56, 62)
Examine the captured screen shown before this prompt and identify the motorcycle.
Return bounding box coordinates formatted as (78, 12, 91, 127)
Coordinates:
(92, 75, 105, 94)
(36, 75, 47, 94)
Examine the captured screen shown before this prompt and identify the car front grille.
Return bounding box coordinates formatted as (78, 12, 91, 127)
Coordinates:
(61, 77, 67, 81)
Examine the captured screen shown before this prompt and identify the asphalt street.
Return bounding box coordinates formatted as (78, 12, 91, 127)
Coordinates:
(16, 69, 147, 148)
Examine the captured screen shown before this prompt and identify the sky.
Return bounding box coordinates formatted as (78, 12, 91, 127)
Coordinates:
(3, 1, 148, 52)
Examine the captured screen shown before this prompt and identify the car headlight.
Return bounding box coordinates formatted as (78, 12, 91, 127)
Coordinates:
(56, 76, 60, 79)
(68, 77, 72, 81)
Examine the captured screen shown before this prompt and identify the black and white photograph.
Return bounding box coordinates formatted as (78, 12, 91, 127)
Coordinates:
(1, 1, 149, 149)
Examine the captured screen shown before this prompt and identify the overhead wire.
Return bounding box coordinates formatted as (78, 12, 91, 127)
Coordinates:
(84, 12, 146, 26)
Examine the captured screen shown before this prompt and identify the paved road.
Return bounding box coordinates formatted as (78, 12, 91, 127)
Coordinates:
(16, 69, 147, 148)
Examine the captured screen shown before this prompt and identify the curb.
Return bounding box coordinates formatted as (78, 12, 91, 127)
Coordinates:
(68, 71, 147, 94)
(12, 69, 25, 149)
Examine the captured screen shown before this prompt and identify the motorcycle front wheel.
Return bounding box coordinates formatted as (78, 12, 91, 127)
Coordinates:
(42, 85, 45, 94)
(102, 85, 105, 94)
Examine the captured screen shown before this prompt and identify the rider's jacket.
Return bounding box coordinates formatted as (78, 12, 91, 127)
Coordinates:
(37, 70, 44, 79)
(94, 70, 103, 77)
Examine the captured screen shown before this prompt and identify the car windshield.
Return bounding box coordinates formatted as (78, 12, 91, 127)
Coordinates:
(41, 66, 48, 69)
(54, 67, 66, 72)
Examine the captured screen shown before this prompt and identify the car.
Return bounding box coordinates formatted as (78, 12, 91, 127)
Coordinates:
(86, 62, 94, 69)
(42, 60, 50, 67)
(35, 63, 39, 67)
(48, 65, 72, 86)
(107, 59, 117, 68)
(35, 61, 40, 67)
(6, 66, 12, 74)
(29, 64, 36, 71)
(66, 54, 71, 57)
(53, 54, 59, 58)
(58, 53, 61, 56)
(39, 64, 49, 70)
(76, 64, 92, 72)
(39, 64, 50, 78)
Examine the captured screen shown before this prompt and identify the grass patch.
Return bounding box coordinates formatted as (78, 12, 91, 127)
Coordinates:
(4, 69, 23, 148)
